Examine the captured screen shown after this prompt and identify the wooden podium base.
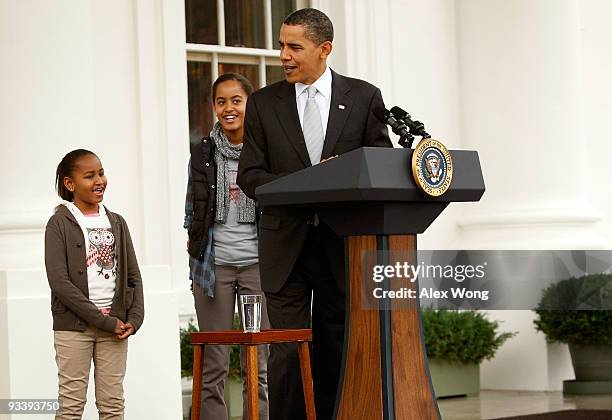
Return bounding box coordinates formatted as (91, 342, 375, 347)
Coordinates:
(335, 235, 440, 420)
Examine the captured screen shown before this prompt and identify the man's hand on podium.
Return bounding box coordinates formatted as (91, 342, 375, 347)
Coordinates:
(319, 155, 338, 164)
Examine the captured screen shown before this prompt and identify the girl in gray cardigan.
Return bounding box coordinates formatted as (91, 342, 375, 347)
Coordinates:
(45, 149, 144, 419)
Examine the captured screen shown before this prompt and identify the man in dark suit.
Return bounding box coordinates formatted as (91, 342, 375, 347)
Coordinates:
(237, 8, 391, 420)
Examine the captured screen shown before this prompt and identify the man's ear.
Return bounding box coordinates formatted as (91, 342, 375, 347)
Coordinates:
(320, 41, 333, 59)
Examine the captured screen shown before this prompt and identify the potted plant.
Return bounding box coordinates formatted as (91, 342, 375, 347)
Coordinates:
(534, 273, 612, 394)
(422, 308, 515, 398)
(180, 317, 244, 419)
(180, 320, 198, 420)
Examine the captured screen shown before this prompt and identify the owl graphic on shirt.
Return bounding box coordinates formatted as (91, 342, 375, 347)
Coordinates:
(86, 228, 116, 276)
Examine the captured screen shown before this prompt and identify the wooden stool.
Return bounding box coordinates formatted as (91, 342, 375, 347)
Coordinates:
(190, 328, 316, 420)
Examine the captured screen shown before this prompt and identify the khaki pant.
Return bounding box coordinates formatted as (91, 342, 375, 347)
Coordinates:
(54, 325, 128, 420)
(193, 263, 270, 420)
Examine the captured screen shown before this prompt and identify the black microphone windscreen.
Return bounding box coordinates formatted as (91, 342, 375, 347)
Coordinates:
(390, 106, 408, 119)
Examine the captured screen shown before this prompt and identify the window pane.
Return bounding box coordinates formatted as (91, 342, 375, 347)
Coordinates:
(218, 63, 260, 90)
(187, 61, 213, 141)
(266, 65, 285, 85)
(224, 0, 265, 48)
(271, 0, 296, 49)
(185, 0, 218, 44)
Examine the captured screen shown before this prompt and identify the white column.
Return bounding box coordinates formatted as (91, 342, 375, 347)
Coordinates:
(317, 0, 462, 248)
(0, 0, 96, 269)
(579, 0, 612, 248)
(455, 0, 607, 250)
(315, 0, 395, 100)
(160, 0, 194, 315)
(455, 0, 609, 391)
(0, 1, 182, 417)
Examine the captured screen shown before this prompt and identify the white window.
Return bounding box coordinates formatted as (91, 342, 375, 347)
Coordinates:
(185, 0, 308, 139)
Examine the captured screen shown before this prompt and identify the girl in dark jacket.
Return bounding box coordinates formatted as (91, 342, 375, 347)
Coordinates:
(184, 73, 270, 420)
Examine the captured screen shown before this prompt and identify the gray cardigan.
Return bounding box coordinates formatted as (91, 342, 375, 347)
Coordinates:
(44, 205, 144, 333)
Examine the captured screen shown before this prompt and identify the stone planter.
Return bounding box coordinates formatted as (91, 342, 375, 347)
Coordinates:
(181, 377, 193, 420)
(224, 377, 244, 419)
(428, 358, 479, 398)
(564, 343, 612, 394)
(181, 376, 244, 419)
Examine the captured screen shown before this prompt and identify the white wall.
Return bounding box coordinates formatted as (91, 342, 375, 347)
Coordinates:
(2, 1, 612, 415)
(0, 267, 181, 419)
(321, 0, 612, 391)
(0, 1, 185, 417)
(0, 1, 143, 268)
(454, 0, 611, 391)
(581, 0, 612, 245)
(317, 0, 463, 250)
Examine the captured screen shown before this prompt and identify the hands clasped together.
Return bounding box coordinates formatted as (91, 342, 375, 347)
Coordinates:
(115, 319, 134, 340)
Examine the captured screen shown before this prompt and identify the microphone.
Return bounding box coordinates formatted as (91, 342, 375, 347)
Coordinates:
(372, 107, 414, 147)
(390, 106, 431, 139)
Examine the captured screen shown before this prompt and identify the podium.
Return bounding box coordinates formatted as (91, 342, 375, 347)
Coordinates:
(256, 147, 485, 420)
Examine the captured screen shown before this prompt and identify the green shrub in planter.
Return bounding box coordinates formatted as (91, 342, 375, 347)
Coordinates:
(534, 274, 612, 345)
(180, 320, 198, 378)
(228, 313, 242, 381)
(179, 317, 242, 380)
(422, 309, 515, 364)
(534, 274, 612, 393)
(422, 309, 515, 398)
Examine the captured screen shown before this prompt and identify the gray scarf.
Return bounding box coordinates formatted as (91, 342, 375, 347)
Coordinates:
(211, 122, 256, 224)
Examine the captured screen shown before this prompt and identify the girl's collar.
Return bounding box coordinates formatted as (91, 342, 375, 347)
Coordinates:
(61, 201, 107, 218)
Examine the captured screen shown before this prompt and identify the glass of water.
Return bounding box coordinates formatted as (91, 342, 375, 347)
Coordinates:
(240, 294, 262, 333)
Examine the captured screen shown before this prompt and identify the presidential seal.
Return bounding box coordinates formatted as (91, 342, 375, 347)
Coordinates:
(411, 138, 453, 197)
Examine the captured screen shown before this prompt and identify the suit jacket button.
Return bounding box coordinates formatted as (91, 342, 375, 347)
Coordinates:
(76, 243, 81, 248)
(211, 185, 215, 189)
(78, 270, 84, 274)
(205, 162, 210, 166)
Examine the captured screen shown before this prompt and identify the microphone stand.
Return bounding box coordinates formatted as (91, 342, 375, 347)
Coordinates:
(398, 133, 415, 149)
(398, 119, 431, 149)
(395, 111, 431, 149)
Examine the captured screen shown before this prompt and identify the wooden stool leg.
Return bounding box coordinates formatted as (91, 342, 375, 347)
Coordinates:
(191, 345, 205, 420)
(298, 342, 316, 420)
(245, 345, 259, 420)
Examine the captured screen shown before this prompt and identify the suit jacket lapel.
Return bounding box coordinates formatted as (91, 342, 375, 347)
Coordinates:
(322, 70, 352, 159)
(274, 81, 311, 167)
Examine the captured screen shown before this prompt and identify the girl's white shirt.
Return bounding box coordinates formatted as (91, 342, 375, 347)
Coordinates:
(63, 201, 117, 309)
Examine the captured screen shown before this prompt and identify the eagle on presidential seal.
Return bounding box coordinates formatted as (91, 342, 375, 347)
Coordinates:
(424, 152, 442, 183)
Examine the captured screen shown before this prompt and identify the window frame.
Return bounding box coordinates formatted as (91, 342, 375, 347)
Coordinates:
(186, 0, 309, 88)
